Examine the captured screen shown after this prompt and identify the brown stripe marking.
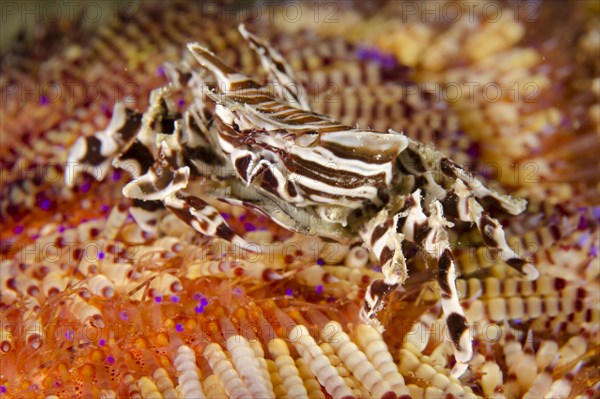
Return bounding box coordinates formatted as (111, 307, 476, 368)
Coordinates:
(371, 221, 391, 246)
(446, 312, 468, 351)
(437, 248, 454, 296)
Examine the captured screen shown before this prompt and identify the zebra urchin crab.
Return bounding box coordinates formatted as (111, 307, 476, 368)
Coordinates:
(66, 25, 538, 368)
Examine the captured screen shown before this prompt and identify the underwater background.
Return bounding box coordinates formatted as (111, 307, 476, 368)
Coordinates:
(1, 1, 599, 398)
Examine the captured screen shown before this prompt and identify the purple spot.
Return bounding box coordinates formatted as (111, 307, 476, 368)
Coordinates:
(195, 305, 205, 314)
(177, 98, 185, 107)
(200, 297, 209, 306)
(98, 252, 105, 260)
(40, 199, 51, 211)
(370, 48, 382, 61)
(0, 386, 6, 394)
(101, 204, 110, 213)
(233, 288, 243, 297)
(576, 232, 590, 247)
(58, 225, 66, 233)
(315, 285, 323, 294)
(31, 233, 40, 240)
(193, 292, 203, 301)
(380, 53, 397, 69)
(156, 66, 165, 77)
(480, 167, 492, 180)
(327, 296, 335, 302)
(372, 266, 382, 273)
(175, 323, 184, 332)
(467, 142, 481, 159)
(106, 356, 115, 364)
(590, 244, 598, 258)
(239, 214, 247, 222)
(101, 103, 111, 116)
(258, 226, 268, 231)
(119, 310, 128, 321)
(112, 170, 121, 181)
(65, 330, 74, 341)
(316, 258, 325, 266)
(154, 296, 162, 303)
(81, 218, 88, 223)
(80, 182, 91, 193)
(244, 222, 256, 232)
(578, 216, 588, 230)
(171, 295, 180, 303)
(593, 206, 600, 221)
(220, 212, 230, 220)
(285, 288, 293, 296)
(356, 47, 370, 60)
(99, 339, 106, 346)
(13, 225, 24, 234)
(39, 96, 49, 106)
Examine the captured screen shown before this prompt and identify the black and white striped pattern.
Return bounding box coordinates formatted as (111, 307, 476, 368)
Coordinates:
(163, 192, 250, 248)
(188, 42, 409, 217)
(66, 25, 537, 367)
(238, 24, 311, 111)
(66, 104, 143, 187)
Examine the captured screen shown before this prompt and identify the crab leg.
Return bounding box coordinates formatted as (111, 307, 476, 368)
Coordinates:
(187, 42, 264, 93)
(65, 103, 143, 187)
(397, 141, 537, 279)
(121, 140, 254, 249)
(440, 157, 526, 215)
(238, 24, 311, 111)
(399, 140, 527, 215)
(128, 199, 166, 234)
(395, 190, 473, 364)
(359, 209, 408, 328)
(163, 192, 252, 249)
(441, 179, 538, 279)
